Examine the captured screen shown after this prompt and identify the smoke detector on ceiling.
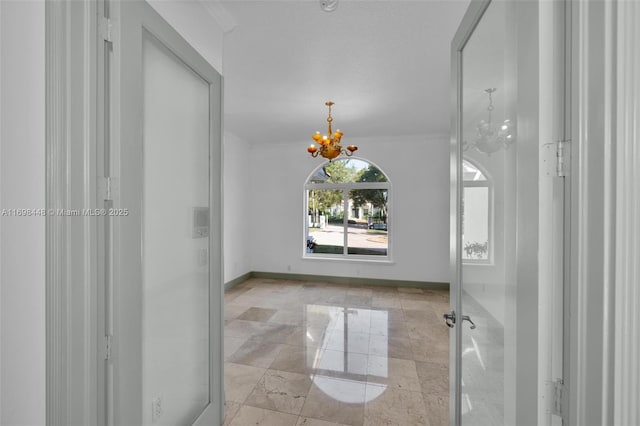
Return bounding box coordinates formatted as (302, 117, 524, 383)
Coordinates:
(320, 0, 338, 12)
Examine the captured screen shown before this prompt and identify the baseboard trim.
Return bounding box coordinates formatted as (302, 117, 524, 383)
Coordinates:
(224, 272, 253, 291)
(223, 271, 449, 290)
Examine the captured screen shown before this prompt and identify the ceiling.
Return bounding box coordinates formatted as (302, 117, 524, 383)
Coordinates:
(219, 0, 471, 145)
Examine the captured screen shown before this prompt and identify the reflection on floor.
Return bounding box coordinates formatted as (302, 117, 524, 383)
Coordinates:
(223, 278, 450, 426)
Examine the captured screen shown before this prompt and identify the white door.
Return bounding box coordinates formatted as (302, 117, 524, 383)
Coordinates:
(105, 1, 223, 424)
(449, 0, 567, 424)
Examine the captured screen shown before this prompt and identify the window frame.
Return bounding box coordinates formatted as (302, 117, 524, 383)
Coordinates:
(303, 159, 392, 262)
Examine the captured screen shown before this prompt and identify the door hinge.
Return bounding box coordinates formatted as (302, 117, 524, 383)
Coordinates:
(98, 176, 119, 201)
(549, 378, 564, 418)
(104, 335, 113, 360)
(99, 17, 113, 43)
(556, 140, 570, 177)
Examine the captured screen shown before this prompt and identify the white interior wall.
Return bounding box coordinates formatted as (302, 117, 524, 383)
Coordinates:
(0, 1, 46, 425)
(248, 134, 450, 283)
(147, 0, 224, 73)
(223, 132, 251, 282)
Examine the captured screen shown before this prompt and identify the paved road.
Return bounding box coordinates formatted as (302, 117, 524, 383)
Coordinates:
(309, 224, 388, 249)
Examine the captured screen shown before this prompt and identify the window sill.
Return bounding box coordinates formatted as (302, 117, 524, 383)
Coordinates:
(303, 254, 395, 264)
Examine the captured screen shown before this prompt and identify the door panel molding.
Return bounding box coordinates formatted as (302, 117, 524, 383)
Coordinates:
(568, 0, 617, 424)
(45, 0, 100, 424)
(614, 1, 640, 424)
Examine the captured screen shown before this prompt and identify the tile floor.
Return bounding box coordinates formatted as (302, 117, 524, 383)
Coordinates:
(223, 278, 450, 426)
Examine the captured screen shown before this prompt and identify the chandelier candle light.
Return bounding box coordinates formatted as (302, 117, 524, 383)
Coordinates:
(307, 101, 358, 161)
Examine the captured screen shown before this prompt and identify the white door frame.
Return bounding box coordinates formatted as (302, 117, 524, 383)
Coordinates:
(108, 1, 224, 424)
(45, 1, 224, 425)
(45, 0, 101, 424)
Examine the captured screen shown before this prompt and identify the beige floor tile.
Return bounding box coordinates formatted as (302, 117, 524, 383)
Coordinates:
(317, 349, 368, 380)
(323, 330, 370, 354)
(423, 393, 449, 426)
(371, 296, 402, 309)
(344, 294, 372, 308)
(225, 319, 273, 339)
(225, 303, 250, 321)
(364, 386, 428, 426)
(270, 344, 323, 375)
(385, 336, 415, 360)
(397, 287, 424, 294)
(347, 288, 373, 297)
(224, 287, 252, 303)
(300, 378, 366, 426)
(227, 337, 285, 368)
(284, 326, 327, 348)
(244, 369, 313, 415)
(403, 307, 434, 320)
(224, 335, 250, 360)
(410, 336, 449, 364)
(406, 320, 448, 341)
(224, 280, 449, 426)
(259, 323, 301, 344)
(400, 298, 433, 312)
(222, 400, 242, 426)
(224, 362, 266, 403)
(366, 356, 421, 392)
(269, 309, 306, 325)
(415, 361, 449, 395)
(228, 405, 298, 426)
(237, 306, 278, 322)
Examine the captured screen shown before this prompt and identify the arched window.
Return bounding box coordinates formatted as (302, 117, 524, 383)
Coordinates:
(304, 158, 391, 259)
(462, 159, 491, 262)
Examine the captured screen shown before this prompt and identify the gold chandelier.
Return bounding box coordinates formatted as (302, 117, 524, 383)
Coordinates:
(307, 101, 357, 161)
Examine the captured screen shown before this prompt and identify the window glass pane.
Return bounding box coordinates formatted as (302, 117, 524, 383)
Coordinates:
(308, 189, 344, 254)
(348, 189, 388, 256)
(462, 186, 489, 260)
(313, 159, 388, 184)
(306, 159, 390, 259)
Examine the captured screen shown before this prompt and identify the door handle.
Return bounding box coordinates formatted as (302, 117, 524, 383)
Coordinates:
(462, 315, 476, 329)
(443, 311, 456, 328)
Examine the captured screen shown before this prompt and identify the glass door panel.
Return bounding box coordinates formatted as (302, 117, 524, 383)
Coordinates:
(452, 0, 565, 424)
(459, 0, 528, 424)
(142, 33, 211, 425)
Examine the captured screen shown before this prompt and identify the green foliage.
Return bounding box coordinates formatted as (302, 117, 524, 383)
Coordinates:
(355, 166, 388, 183)
(308, 189, 342, 214)
(350, 165, 388, 218)
(307, 160, 389, 225)
(324, 160, 359, 183)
